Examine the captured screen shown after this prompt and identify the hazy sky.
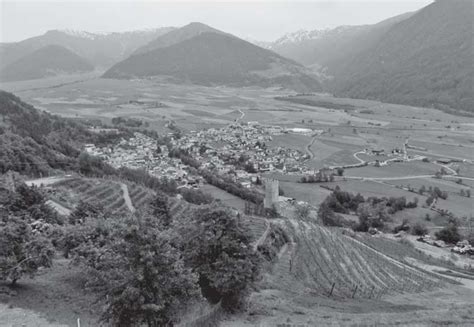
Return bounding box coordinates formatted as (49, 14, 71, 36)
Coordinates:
(1, 0, 433, 43)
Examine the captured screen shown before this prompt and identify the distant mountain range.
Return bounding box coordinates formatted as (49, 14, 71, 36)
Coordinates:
(0, 27, 175, 70)
(264, 0, 473, 113)
(0, 45, 94, 82)
(104, 23, 322, 91)
(264, 12, 413, 69)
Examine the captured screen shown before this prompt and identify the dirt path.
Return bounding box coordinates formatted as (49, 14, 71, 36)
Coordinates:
(120, 183, 136, 213)
(253, 218, 270, 251)
(46, 200, 72, 216)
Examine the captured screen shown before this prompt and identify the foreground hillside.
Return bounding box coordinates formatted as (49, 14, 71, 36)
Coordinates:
(104, 23, 321, 92)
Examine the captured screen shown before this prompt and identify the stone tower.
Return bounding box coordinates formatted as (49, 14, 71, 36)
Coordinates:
(264, 178, 279, 209)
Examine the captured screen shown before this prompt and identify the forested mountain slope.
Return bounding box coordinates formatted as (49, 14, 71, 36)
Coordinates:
(330, 0, 473, 113)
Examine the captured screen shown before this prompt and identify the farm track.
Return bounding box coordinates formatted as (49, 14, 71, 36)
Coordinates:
(120, 183, 135, 212)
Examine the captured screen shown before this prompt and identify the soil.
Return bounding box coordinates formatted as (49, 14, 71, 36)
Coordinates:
(0, 258, 102, 327)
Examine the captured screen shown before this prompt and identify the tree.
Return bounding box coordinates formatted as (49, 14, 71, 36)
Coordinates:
(435, 222, 461, 244)
(150, 193, 172, 227)
(181, 206, 260, 311)
(6, 184, 61, 224)
(337, 167, 345, 176)
(77, 216, 198, 326)
(411, 223, 428, 236)
(0, 215, 53, 285)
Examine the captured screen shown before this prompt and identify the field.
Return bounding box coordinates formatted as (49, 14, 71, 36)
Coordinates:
(200, 183, 246, 211)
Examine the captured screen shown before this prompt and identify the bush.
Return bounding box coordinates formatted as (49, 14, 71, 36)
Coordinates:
(179, 188, 213, 205)
(435, 224, 461, 244)
(411, 223, 428, 236)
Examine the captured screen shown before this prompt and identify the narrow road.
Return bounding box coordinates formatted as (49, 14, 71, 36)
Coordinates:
(353, 151, 366, 164)
(120, 183, 136, 213)
(305, 136, 317, 159)
(236, 109, 245, 122)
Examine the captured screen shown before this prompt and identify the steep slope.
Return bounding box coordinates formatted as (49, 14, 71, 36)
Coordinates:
(332, 0, 473, 113)
(0, 27, 175, 69)
(0, 45, 94, 82)
(263, 220, 446, 300)
(104, 28, 321, 91)
(0, 90, 93, 175)
(133, 22, 224, 55)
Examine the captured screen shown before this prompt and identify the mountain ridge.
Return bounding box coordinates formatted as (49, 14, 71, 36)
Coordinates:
(105, 25, 322, 91)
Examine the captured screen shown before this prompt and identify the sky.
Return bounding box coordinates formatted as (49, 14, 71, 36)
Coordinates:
(0, 0, 433, 43)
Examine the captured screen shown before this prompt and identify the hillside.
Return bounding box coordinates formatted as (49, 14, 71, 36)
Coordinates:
(0, 90, 129, 176)
(0, 27, 175, 69)
(0, 45, 94, 82)
(104, 25, 321, 91)
(330, 0, 473, 113)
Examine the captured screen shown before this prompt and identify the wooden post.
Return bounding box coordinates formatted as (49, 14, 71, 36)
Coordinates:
(369, 286, 375, 299)
(328, 282, 335, 297)
(352, 285, 358, 298)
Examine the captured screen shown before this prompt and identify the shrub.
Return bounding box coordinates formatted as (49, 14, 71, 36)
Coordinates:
(435, 224, 461, 244)
(411, 223, 428, 236)
(180, 188, 213, 205)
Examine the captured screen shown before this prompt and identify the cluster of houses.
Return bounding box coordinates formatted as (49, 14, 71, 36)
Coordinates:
(171, 122, 319, 187)
(84, 132, 196, 185)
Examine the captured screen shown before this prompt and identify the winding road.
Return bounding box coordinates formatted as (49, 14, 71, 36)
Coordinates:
(305, 136, 318, 159)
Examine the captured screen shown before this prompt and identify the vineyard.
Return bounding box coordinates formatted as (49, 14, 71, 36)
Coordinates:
(51, 178, 154, 214)
(266, 221, 447, 299)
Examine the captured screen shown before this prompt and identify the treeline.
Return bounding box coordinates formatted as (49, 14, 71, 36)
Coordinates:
(169, 149, 264, 204)
(318, 186, 418, 232)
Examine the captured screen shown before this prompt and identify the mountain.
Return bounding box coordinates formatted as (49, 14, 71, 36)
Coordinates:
(133, 22, 224, 55)
(0, 27, 175, 69)
(331, 0, 473, 113)
(0, 45, 94, 82)
(266, 12, 413, 69)
(104, 23, 321, 91)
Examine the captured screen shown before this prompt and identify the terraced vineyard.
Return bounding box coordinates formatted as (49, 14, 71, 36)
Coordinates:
(127, 183, 156, 209)
(52, 178, 131, 213)
(276, 222, 446, 299)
